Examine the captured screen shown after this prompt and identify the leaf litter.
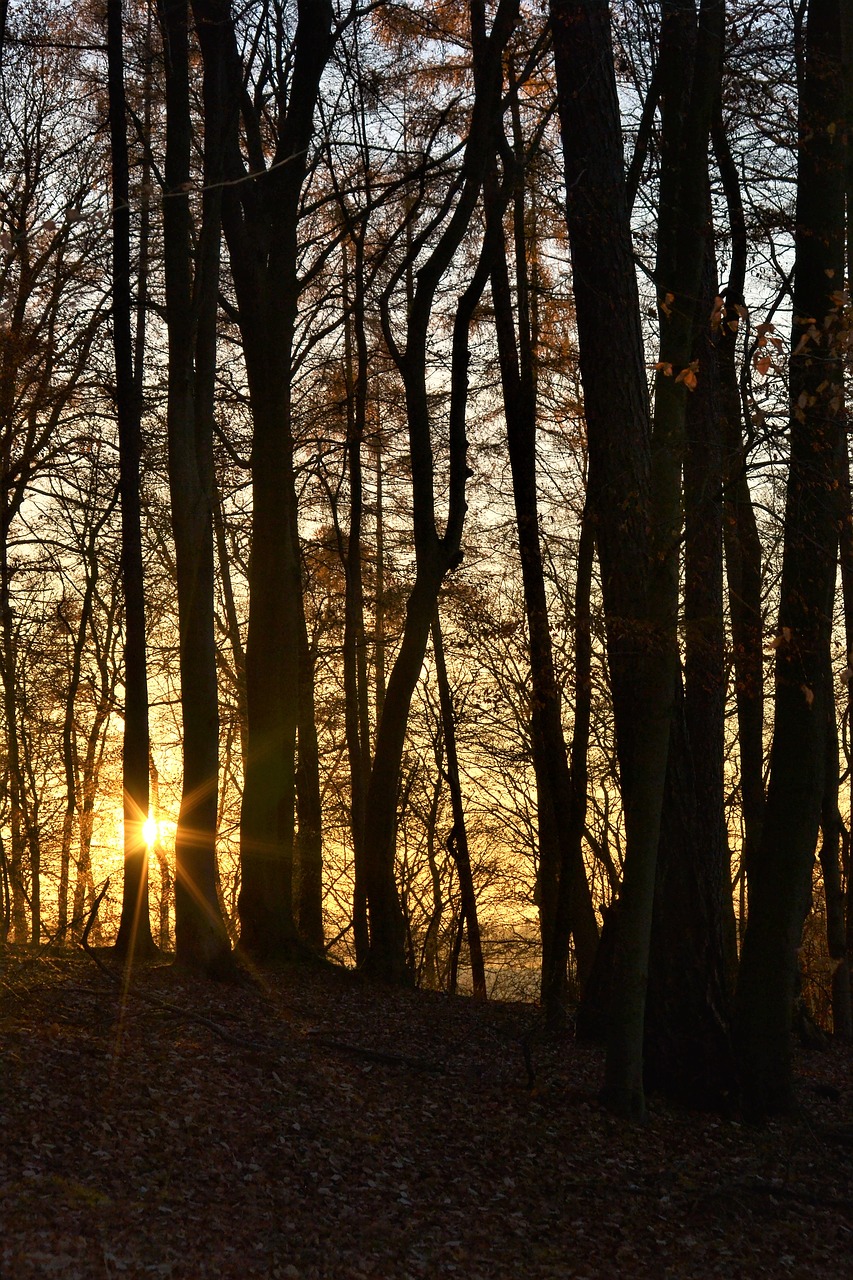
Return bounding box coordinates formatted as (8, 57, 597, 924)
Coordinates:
(1, 953, 851, 1279)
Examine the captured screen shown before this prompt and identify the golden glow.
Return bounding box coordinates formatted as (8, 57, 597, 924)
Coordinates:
(142, 813, 158, 849)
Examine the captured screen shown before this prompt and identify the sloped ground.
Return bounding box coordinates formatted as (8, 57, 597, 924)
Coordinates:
(1, 952, 851, 1279)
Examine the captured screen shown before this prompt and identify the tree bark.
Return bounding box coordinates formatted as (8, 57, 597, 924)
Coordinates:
(735, 0, 846, 1117)
(431, 610, 486, 999)
(341, 233, 371, 966)
(363, 0, 520, 982)
(157, 0, 233, 974)
(148, 751, 172, 952)
(553, 0, 723, 1117)
(0, 561, 28, 943)
(712, 101, 765, 920)
(58, 497, 116, 942)
(488, 156, 598, 1024)
(199, 0, 334, 961)
(108, 0, 157, 961)
(295, 591, 324, 951)
(818, 698, 852, 1039)
(644, 232, 737, 1106)
(838, 0, 853, 999)
(552, 0, 652, 1113)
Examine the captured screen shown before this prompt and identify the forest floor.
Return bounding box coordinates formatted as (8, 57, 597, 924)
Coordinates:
(1, 952, 851, 1280)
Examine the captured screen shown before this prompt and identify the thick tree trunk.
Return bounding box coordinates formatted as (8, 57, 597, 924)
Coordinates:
(632, 0, 725, 1116)
(553, 0, 722, 1116)
(199, 0, 334, 961)
(644, 238, 736, 1106)
(552, 0, 652, 1112)
(839, 422, 853, 1040)
(238, 396, 303, 957)
(735, 0, 846, 1117)
(841, 0, 853, 1007)
(157, 0, 233, 974)
(108, 0, 156, 961)
(683, 244, 737, 979)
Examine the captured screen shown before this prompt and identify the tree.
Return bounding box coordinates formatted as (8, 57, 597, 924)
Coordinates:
(713, 90, 765, 926)
(362, 0, 520, 982)
(54, 469, 118, 944)
(196, 0, 335, 961)
(552, 0, 724, 1116)
(156, 0, 233, 973)
(107, 0, 158, 960)
(0, 7, 105, 944)
(431, 608, 486, 998)
(487, 53, 598, 1026)
(735, 0, 846, 1117)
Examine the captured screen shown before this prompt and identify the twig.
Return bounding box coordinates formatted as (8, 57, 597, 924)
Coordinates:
(80, 879, 111, 963)
(305, 1032, 441, 1072)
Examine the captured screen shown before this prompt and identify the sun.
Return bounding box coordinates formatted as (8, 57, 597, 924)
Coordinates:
(142, 813, 158, 849)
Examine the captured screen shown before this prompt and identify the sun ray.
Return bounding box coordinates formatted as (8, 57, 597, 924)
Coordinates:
(142, 813, 158, 849)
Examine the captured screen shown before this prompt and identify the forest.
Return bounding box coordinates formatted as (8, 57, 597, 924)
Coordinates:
(1, 0, 853, 1209)
(3, 0, 853, 1272)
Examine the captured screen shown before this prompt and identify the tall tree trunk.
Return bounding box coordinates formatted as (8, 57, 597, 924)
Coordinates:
(212, 479, 247, 761)
(488, 172, 598, 1024)
(552, 0, 652, 1106)
(363, 0, 519, 982)
(295, 593, 324, 951)
(373, 429, 386, 728)
(683, 240, 737, 979)
(631, 0, 725, 1115)
(818, 697, 852, 1039)
(644, 235, 736, 1106)
(108, 0, 156, 961)
(149, 751, 172, 952)
(839, 411, 853, 1039)
(0, 561, 27, 943)
(58, 498, 115, 942)
(157, 0, 233, 974)
(341, 233, 371, 966)
(841, 0, 853, 1000)
(200, 0, 334, 961)
(553, 0, 722, 1117)
(712, 102, 765, 912)
(71, 592, 116, 942)
(431, 611, 486, 999)
(420, 764, 444, 990)
(735, 0, 846, 1117)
